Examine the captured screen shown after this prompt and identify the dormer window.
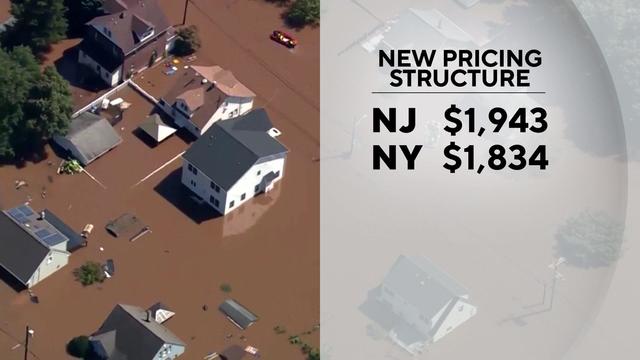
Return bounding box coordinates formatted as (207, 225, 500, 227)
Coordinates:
(138, 27, 155, 42)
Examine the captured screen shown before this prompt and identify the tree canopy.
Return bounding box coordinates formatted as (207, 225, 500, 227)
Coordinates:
(0, 47, 72, 160)
(5, 0, 68, 53)
(172, 25, 201, 56)
(286, 0, 320, 27)
(65, 0, 104, 36)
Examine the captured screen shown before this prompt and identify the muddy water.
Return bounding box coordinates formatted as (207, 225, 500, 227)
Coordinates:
(0, 0, 319, 359)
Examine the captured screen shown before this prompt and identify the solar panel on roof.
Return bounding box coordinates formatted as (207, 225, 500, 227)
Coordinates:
(18, 205, 34, 217)
(7, 208, 22, 218)
(7, 210, 27, 224)
(35, 228, 52, 239)
(42, 233, 66, 246)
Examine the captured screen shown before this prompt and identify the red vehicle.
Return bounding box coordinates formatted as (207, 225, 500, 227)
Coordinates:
(270, 30, 297, 48)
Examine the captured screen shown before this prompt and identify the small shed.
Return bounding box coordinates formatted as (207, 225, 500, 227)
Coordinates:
(139, 114, 176, 142)
(147, 302, 176, 324)
(219, 299, 258, 330)
(105, 213, 149, 241)
(53, 112, 122, 166)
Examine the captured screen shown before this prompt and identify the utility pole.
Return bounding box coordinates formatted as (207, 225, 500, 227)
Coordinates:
(23, 325, 32, 360)
(182, 0, 189, 25)
(547, 257, 566, 310)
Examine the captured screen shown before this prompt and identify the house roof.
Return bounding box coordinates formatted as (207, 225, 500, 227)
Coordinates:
(182, 109, 288, 191)
(148, 302, 176, 323)
(139, 114, 176, 142)
(161, 65, 255, 129)
(383, 255, 469, 322)
(88, 0, 171, 54)
(93, 304, 185, 359)
(0, 205, 73, 285)
(190, 66, 256, 98)
(64, 112, 122, 165)
(219, 299, 258, 329)
(43, 210, 85, 252)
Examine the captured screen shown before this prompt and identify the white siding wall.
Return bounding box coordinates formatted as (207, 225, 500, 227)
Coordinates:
(224, 157, 285, 214)
(431, 299, 477, 343)
(181, 159, 228, 213)
(78, 49, 121, 86)
(181, 155, 285, 215)
(160, 97, 254, 137)
(153, 343, 185, 360)
(27, 250, 69, 288)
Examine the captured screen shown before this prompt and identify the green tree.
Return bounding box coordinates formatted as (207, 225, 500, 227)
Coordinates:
(0, 46, 41, 158)
(7, 0, 68, 53)
(308, 348, 320, 360)
(74, 261, 105, 286)
(65, 0, 104, 36)
(24, 66, 73, 139)
(286, 0, 320, 27)
(172, 25, 201, 56)
(66, 336, 91, 358)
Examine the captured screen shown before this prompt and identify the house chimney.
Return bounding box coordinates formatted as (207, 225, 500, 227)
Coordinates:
(146, 310, 152, 322)
(40, 211, 45, 220)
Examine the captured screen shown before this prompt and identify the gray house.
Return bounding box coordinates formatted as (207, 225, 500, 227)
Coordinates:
(0, 204, 85, 288)
(378, 255, 477, 354)
(90, 304, 186, 360)
(53, 112, 122, 166)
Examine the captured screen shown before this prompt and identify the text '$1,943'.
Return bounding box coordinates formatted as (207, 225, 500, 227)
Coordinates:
(442, 105, 549, 174)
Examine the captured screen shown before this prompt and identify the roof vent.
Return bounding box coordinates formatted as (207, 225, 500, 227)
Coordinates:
(268, 128, 282, 138)
(201, 79, 209, 84)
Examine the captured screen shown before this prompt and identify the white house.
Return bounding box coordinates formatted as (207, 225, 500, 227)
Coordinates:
(158, 65, 256, 137)
(378, 255, 477, 354)
(181, 108, 287, 215)
(0, 204, 85, 288)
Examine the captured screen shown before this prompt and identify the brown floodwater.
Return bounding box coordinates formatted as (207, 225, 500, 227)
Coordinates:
(0, 0, 319, 359)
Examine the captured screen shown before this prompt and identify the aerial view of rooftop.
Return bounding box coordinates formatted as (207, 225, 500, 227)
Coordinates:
(0, 0, 319, 359)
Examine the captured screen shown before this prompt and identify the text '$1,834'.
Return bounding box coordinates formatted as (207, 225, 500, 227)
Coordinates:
(443, 143, 549, 173)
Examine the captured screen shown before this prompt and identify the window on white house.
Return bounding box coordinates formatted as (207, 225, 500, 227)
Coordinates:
(229, 200, 235, 208)
(209, 195, 216, 204)
(241, 193, 246, 200)
(215, 184, 220, 192)
(210, 181, 215, 189)
(214, 199, 219, 207)
(190, 180, 196, 187)
(188, 164, 193, 172)
(257, 170, 261, 176)
(254, 184, 260, 193)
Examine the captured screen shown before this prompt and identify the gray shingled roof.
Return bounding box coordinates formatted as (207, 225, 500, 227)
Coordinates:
(182, 109, 288, 191)
(383, 255, 469, 322)
(0, 205, 76, 285)
(93, 304, 185, 359)
(65, 112, 122, 165)
(0, 212, 50, 285)
(43, 209, 85, 251)
(219, 299, 258, 329)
